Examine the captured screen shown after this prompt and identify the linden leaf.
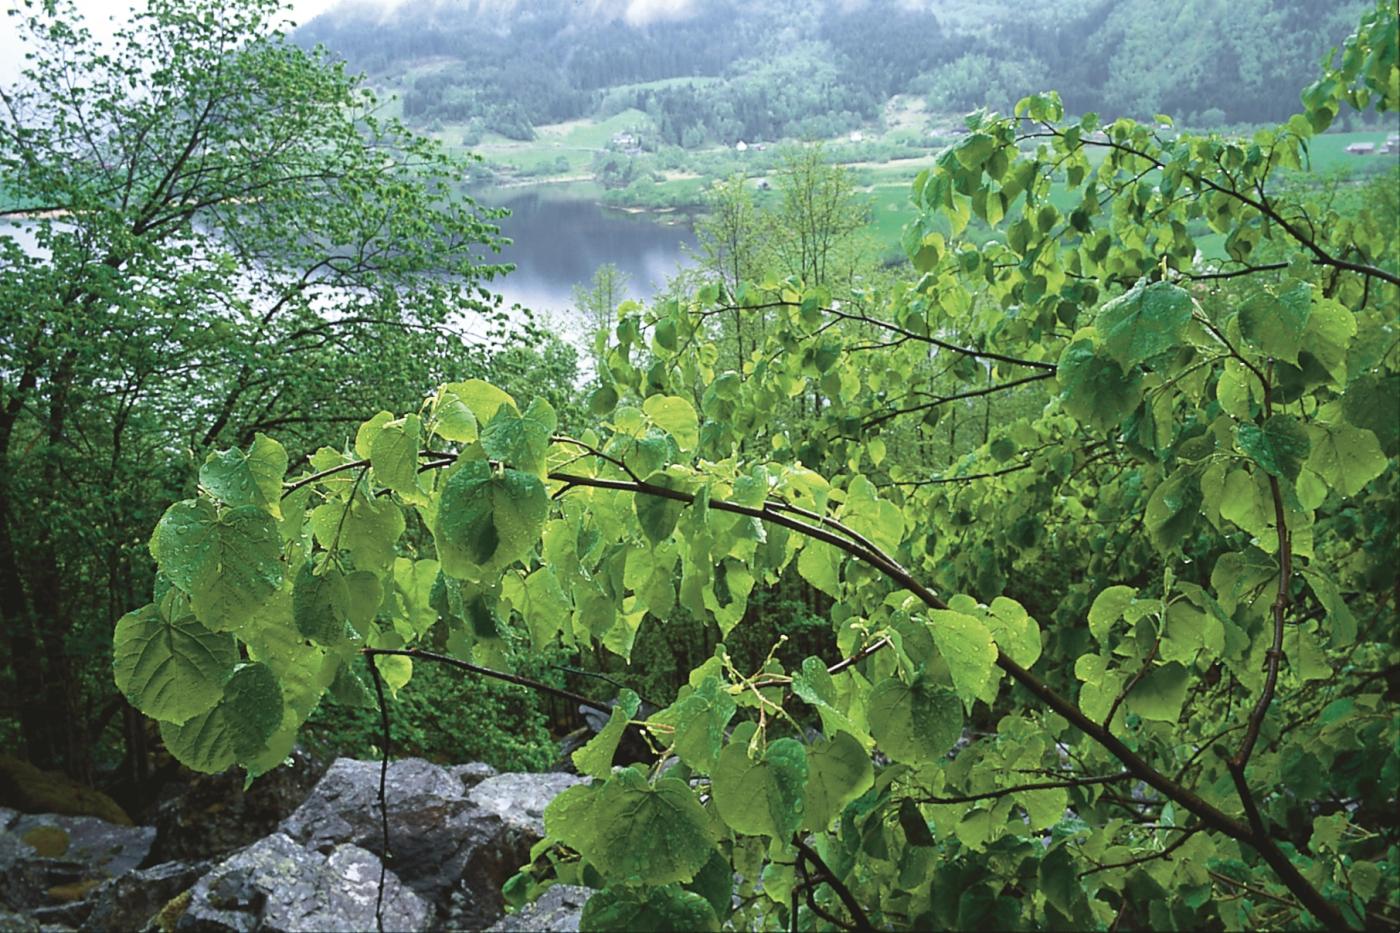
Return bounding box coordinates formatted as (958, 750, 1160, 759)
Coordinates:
(199, 433, 287, 519)
(545, 770, 717, 885)
(113, 602, 236, 724)
(928, 609, 998, 703)
(867, 674, 962, 765)
(712, 722, 808, 840)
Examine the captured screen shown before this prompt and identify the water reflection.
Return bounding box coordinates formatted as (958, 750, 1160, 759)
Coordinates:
(475, 189, 698, 324)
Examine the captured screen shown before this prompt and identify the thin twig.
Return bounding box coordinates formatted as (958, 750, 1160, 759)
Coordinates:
(919, 772, 1130, 806)
(364, 653, 391, 933)
(792, 836, 875, 932)
(1079, 828, 1198, 878)
(363, 647, 612, 714)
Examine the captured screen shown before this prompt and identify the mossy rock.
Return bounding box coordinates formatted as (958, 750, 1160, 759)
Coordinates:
(20, 824, 70, 857)
(0, 756, 132, 825)
(153, 890, 192, 933)
(46, 879, 102, 902)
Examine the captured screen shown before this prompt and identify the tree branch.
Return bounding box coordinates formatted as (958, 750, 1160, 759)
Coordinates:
(793, 836, 875, 932)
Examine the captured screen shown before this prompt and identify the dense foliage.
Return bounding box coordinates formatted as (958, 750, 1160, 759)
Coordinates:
(298, 0, 1371, 143)
(0, 0, 576, 788)
(116, 3, 1397, 930)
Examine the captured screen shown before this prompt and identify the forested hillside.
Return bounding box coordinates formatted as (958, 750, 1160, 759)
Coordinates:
(298, 0, 1370, 142)
(2, 0, 1397, 930)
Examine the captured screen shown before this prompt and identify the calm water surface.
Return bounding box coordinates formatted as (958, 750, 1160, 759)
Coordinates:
(476, 188, 698, 327)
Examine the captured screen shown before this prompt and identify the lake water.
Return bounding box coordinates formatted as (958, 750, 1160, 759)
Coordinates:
(5, 189, 699, 348)
(475, 188, 698, 329)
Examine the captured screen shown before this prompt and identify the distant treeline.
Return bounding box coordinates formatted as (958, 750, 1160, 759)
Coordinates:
(297, 0, 1370, 142)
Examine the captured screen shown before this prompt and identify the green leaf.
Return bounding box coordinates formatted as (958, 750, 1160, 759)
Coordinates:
(1145, 467, 1202, 554)
(1057, 340, 1141, 431)
(801, 731, 874, 831)
(1088, 585, 1137, 643)
(160, 706, 236, 775)
(1300, 298, 1356, 384)
(1020, 785, 1068, 832)
(1237, 415, 1310, 480)
(429, 386, 479, 443)
(899, 797, 936, 846)
(928, 609, 998, 703)
(159, 660, 286, 773)
(1096, 281, 1192, 367)
(310, 493, 404, 572)
(355, 412, 393, 459)
(581, 884, 719, 933)
(1341, 373, 1400, 455)
(1300, 568, 1357, 647)
(712, 722, 808, 839)
(369, 414, 422, 498)
(480, 397, 557, 477)
(867, 674, 962, 765)
(519, 566, 573, 648)
(589, 384, 620, 415)
(985, 597, 1042, 668)
(1238, 284, 1311, 364)
(649, 676, 736, 772)
(545, 770, 716, 884)
(441, 379, 518, 426)
(954, 133, 997, 170)
(220, 662, 283, 760)
(654, 317, 679, 351)
(292, 560, 350, 646)
(573, 690, 641, 778)
(797, 540, 842, 598)
(1125, 661, 1190, 722)
(791, 657, 871, 745)
(837, 476, 903, 554)
(151, 500, 283, 632)
(1305, 422, 1387, 497)
(635, 472, 686, 543)
(199, 434, 287, 519)
(435, 460, 548, 576)
(643, 395, 699, 452)
(113, 603, 236, 724)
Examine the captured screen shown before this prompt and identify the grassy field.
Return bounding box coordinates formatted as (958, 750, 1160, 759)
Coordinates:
(439, 100, 1397, 261)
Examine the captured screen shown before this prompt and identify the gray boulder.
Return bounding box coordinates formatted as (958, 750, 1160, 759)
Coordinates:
(80, 859, 208, 932)
(447, 763, 498, 791)
(279, 759, 581, 929)
(0, 811, 155, 923)
(466, 774, 582, 838)
(175, 832, 428, 932)
(487, 885, 590, 933)
(151, 749, 326, 864)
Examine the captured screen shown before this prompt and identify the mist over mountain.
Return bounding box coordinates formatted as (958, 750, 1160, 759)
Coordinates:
(296, 0, 1371, 142)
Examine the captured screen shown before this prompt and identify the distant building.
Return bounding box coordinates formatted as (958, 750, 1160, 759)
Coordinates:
(735, 140, 748, 152)
(611, 131, 641, 154)
(849, 131, 864, 143)
(1344, 142, 1376, 155)
(1381, 134, 1400, 154)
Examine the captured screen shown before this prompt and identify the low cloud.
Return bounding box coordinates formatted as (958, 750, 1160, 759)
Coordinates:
(620, 0, 697, 26)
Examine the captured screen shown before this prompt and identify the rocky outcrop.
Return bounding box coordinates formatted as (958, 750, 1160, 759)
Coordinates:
(278, 758, 582, 930)
(172, 833, 429, 932)
(81, 859, 209, 932)
(0, 758, 582, 932)
(487, 884, 590, 932)
(0, 806, 156, 928)
(150, 750, 327, 864)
